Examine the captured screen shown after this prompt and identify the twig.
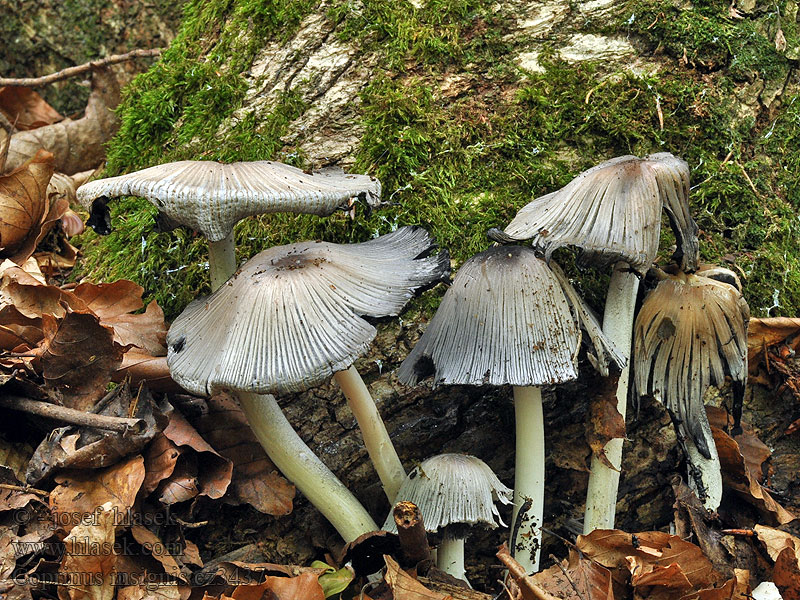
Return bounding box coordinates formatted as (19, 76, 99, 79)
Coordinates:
(0, 483, 49, 497)
(0, 395, 145, 433)
(496, 544, 560, 600)
(0, 49, 162, 87)
(394, 501, 432, 569)
(735, 161, 761, 199)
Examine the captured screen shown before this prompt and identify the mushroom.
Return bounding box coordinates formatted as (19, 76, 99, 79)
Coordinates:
(487, 153, 698, 533)
(167, 226, 449, 541)
(382, 454, 512, 583)
(397, 245, 623, 572)
(76, 160, 381, 290)
(633, 264, 749, 510)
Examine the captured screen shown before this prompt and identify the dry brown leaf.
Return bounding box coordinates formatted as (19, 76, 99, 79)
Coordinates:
(713, 427, 795, 525)
(0, 303, 42, 351)
(747, 317, 800, 371)
(35, 239, 78, 273)
(0, 87, 63, 131)
(384, 555, 453, 600)
(531, 549, 614, 600)
(57, 502, 116, 600)
(113, 351, 181, 392)
(672, 480, 731, 579)
(4, 68, 120, 176)
(117, 585, 183, 600)
(192, 393, 294, 516)
(755, 525, 800, 563)
(586, 374, 625, 469)
(50, 455, 145, 534)
(129, 525, 186, 582)
(36, 310, 125, 410)
(774, 546, 800, 600)
(680, 570, 751, 600)
(707, 406, 770, 481)
(0, 149, 53, 260)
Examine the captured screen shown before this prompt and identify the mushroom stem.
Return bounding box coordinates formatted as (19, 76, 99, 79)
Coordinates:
(583, 264, 638, 533)
(510, 385, 545, 573)
(237, 391, 378, 542)
(684, 410, 723, 511)
(334, 365, 407, 502)
(208, 231, 237, 290)
(438, 535, 468, 584)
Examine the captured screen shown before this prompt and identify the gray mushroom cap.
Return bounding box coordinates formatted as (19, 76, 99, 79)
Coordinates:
(488, 153, 699, 274)
(397, 245, 624, 388)
(167, 226, 449, 396)
(76, 160, 382, 241)
(382, 454, 512, 534)
(633, 265, 749, 457)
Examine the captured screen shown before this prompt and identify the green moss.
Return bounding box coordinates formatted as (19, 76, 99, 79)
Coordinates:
(78, 0, 800, 320)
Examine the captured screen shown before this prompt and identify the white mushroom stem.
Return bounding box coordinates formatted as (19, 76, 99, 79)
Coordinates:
(684, 412, 723, 511)
(510, 385, 545, 573)
(237, 391, 378, 542)
(584, 264, 638, 533)
(438, 535, 468, 584)
(334, 365, 407, 502)
(208, 231, 237, 290)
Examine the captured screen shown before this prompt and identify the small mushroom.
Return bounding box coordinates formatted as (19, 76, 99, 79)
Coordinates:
(167, 226, 449, 541)
(488, 153, 698, 533)
(633, 265, 749, 510)
(77, 160, 381, 290)
(382, 454, 512, 583)
(397, 245, 622, 572)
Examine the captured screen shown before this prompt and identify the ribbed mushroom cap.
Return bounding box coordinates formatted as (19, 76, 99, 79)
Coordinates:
(382, 454, 512, 534)
(167, 226, 449, 396)
(488, 153, 699, 274)
(397, 245, 624, 388)
(76, 160, 382, 241)
(633, 266, 749, 457)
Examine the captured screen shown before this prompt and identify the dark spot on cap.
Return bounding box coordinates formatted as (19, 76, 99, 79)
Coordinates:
(171, 336, 186, 353)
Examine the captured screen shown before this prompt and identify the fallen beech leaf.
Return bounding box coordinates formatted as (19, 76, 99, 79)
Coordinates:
(586, 374, 625, 469)
(773, 546, 800, 600)
(36, 310, 125, 410)
(0, 303, 42, 352)
(191, 393, 294, 516)
(707, 406, 770, 481)
(117, 585, 182, 600)
(384, 555, 452, 600)
(681, 570, 751, 600)
(0, 257, 45, 283)
(0, 149, 53, 259)
(672, 480, 731, 579)
(113, 350, 181, 392)
(749, 317, 800, 368)
(129, 525, 186, 582)
(4, 68, 120, 176)
(628, 556, 692, 589)
(0, 87, 62, 131)
(35, 239, 78, 274)
(755, 525, 800, 563)
(50, 455, 145, 534)
(713, 428, 795, 525)
(231, 572, 326, 600)
(531, 549, 614, 600)
(57, 502, 116, 600)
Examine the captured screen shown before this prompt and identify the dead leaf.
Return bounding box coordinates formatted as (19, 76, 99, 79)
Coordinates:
(384, 555, 453, 600)
(755, 525, 800, 563)
(57, 502, 116, 600)
(4, 67, 120, 176)
(747, 317, 800, 371)
(230, 571, 326, 600)
(774, 546, 800, 600)
(49, 455, 146, 534)
(713, 428, 795, 525)
(35, 238, 78, 273)
(672, 480, 731, 579)
(0, 149, 53, 260)
(129, 525, 186, 582)
(191, 393, 294, 516)
(113, 351, 181, 392)
(36, 310, 125, 410)
(0, 87, 63, 131)
(531, 549, 614, 599)
(707, 406, 770, 481)
(586, 374, 625, 469)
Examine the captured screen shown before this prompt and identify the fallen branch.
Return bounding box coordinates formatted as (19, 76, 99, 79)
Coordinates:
(0, 395, 145, 433)
(394, 501, 432, 569)
(0, 49, 162, 87)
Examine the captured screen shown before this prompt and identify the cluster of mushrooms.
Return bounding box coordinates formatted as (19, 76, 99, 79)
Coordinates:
(76, 152, 749, 580)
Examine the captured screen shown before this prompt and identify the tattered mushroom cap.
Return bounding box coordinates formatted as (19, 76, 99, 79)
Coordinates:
(76, 160, 382, 241)
(633, 267, 749, 457)
(488, 153, 698, 274)
(382, 454, 512, 534)
(397, 245, 624, 388)
(167, 226, 449, 396)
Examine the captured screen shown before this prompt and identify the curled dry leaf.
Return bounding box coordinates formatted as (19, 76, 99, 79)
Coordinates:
(586, 374, 626, 469)
(712, 427, 795, 525)
(773, 546, 800, 600)
(57, 502, 116, 600)
(4, 67, 120, 176)
(0, 149, 53, 261)
(0, 87, 63, 131)
(230, 571, 326, 600)
(707, 406, 770, 481)
(383, 555, 453, 600)
(747, 317, 800, 373)
(191, 393, 294, 516)
(113, 351, 181, 392)
(129, 525, 187, 583)
(531, 548, 614, 600)
(49, 455, 146, 534)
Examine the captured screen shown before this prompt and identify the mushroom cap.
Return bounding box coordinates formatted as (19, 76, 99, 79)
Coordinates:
(382, 454, 512, 534)
(633, 266, 749, 457)
(488, 153, 698, 274)
(397, 245, 624, 388)
(76, 160, 382, 242)
(167, 226, 449, 396)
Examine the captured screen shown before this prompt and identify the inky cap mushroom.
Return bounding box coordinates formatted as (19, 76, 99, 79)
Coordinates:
(168, 225, 449, 396)
(487, 153, 698, 274)
(77, 160, 382, 241)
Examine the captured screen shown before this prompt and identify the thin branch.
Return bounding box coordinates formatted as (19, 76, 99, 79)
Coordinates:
(0, 49, 162, 87)
(0, 395, 145, 433)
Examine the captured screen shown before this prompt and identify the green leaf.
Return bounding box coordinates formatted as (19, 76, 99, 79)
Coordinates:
(311, 561, 355, 598)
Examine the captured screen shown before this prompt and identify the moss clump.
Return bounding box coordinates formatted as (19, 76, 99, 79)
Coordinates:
(78, 0, 800, 321)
